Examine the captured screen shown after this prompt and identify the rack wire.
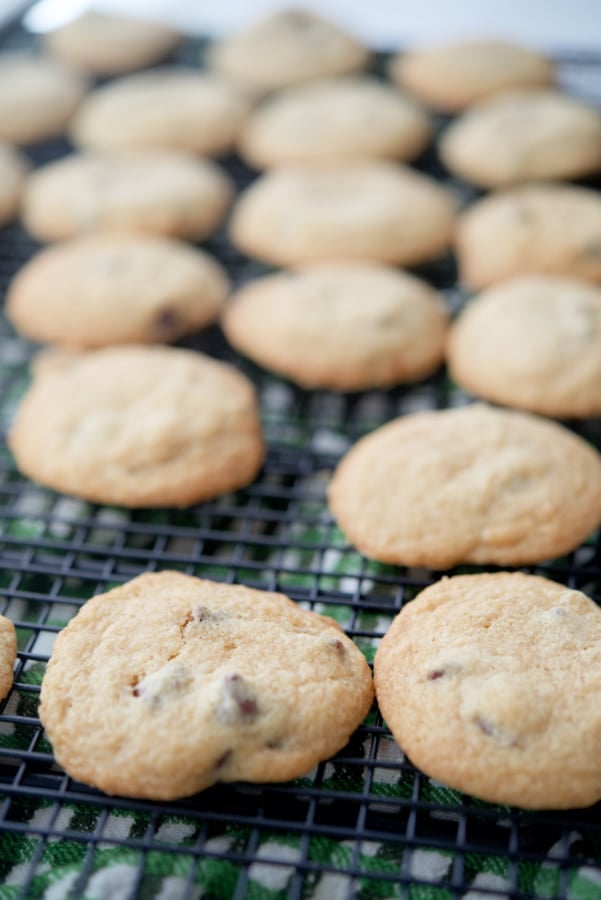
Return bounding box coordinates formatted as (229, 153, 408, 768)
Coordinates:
(0, 18, 600, 900)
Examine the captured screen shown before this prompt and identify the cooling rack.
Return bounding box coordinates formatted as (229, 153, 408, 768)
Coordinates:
(0, 17, 600, 900)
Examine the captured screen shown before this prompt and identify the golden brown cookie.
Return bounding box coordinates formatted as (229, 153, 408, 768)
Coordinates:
(208, 8, 369, 95)
(6, 233, 229, 349)
(43, 12, 181, 75)
(0, 615, 16, 703)
(391, 39, 553, 112)
(456, 184, 601, 289)
(447, 275, 601, 418)
(0, 52, 88, 145)
(70, 68, 250, 157)
(328, 404, 601, 569)
(222, 263, 448, 390)
(440, 89, 601, 188)
(0, 143, 27, 228)
(239, 76, 432, 167)
(39, 571, 374, 800)
(375, 572, 601, 809)
(8, 346, 264, 508)
(22, 151, 233, 242)
(230, 162, 456, 266)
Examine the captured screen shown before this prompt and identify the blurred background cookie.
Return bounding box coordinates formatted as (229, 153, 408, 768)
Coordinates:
(208, 8, 369, 94)
(328, 404, 601, 568)
(22, 151, 233, 242)
(391, 38, 553, 112)
(0, 143, 27, 228)
(447, 275, 601, 418)
(230, 162, 456, 266)
(239, 76, 431, 167)
(71, 69, 250, 157)
(0, 53, 88, 145)
(222, 263, 448, 390)
(42, 11, 182, 75)
(456, 184, 601, 288)
(8, 346, 264, 508)
(440, 89, 601, 187)
(7, 233, 229, 349)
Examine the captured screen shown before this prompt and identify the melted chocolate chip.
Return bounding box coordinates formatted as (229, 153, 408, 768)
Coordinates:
(217, 673, 259, 724)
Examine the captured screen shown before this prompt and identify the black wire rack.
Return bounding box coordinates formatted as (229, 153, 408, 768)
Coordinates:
(0, 17, 600, 900)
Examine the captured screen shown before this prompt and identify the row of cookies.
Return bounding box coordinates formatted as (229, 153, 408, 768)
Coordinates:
(20, 565, 601, 811)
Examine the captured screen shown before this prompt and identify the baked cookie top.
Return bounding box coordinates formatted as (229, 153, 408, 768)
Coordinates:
(391, 39, 553, 112)
(0, 143, 27, 228)
(208, 8, 369, 94)
(374, 572, 601, 809)
(447, 275, 601, 418)
(222, 263, 448, 390)
(7, 233, 229, 349)
(456, 183, 601, 289)
(8, 345, 264, 508)
(230, 162, 456, 267)
(440, 89, 601, 188)
(239, 76, 432, 168)
(22, 151, 233, 243)
(43, 12, 181, 75)
(71, 68, 250, 158)
(0, 615, 16, 704)
(39, 571, 374, 800)
(328, 404, 601, 569)
(0, 52, 88, 145)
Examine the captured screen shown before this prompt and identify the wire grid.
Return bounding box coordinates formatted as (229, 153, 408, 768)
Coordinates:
(0, 22, 600, 900)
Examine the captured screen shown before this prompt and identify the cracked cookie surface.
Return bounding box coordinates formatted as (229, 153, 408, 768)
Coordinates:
(374, 572, 601, 808)
(328, 404, 601, 568)
(39, 571, 374, 799)
(8, 345, 264, 507)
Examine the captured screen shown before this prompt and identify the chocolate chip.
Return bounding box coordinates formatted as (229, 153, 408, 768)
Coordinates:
(475, 715, 494, 736)
(216, 673, 259, 724)
(330, 638, 345, 656)
(151, 306, 181, 338)
(427, 669, 445, 681)
(215, 749, 232, 770)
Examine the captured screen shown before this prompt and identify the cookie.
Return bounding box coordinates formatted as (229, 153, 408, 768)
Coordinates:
(328, 404, 601, 569)
(39, 570, 373, 800)
(375, 572, 601, 809)
(71, 68, 250, 158)
(43, 11, 181, 75)
(222, 263, 449, 390)
(391, 39, 553, 112)
(0, 53, 88, 145)
(239, 76, 432, 168)
(456, 184, 601, 289)
(6, 234, 229, 349)
(0, 615, 16, 703)
(440, 89, 601, 188)
(8, 346, 264, 508)
(0, 143, 27, 228)
(230, 162, 456, 267)
(447, 275, 601, 418)
(208, 8, 369, 95)
(22, 151, 233, 243)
